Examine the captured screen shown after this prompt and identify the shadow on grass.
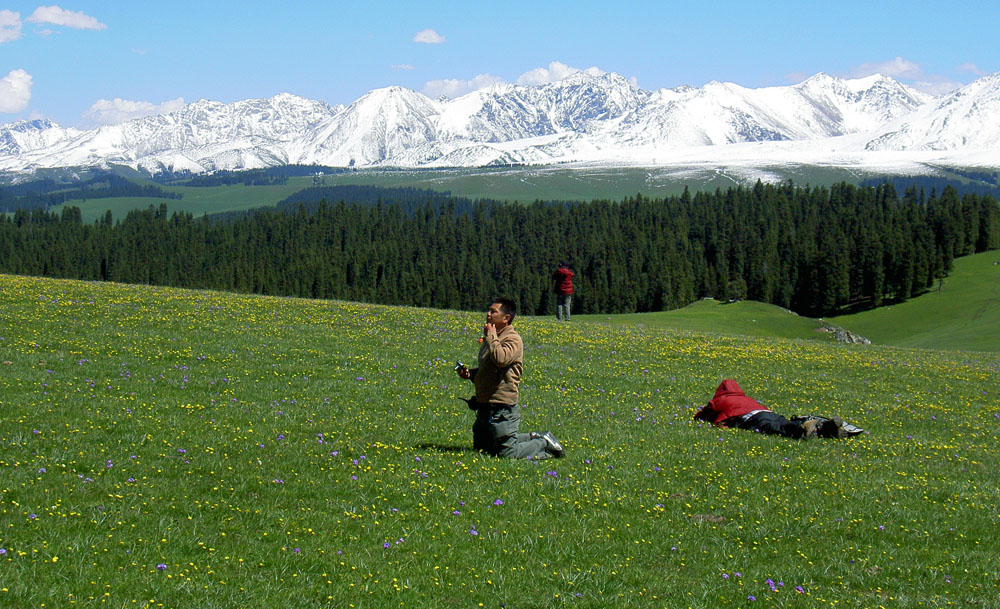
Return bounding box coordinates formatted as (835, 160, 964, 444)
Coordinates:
(414, 443, 475, 454)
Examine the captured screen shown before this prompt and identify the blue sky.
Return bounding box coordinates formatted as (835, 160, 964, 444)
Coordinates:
(2, 1, 997, 128)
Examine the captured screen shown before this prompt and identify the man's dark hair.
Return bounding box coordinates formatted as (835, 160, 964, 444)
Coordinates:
(494, 297, 516, 323)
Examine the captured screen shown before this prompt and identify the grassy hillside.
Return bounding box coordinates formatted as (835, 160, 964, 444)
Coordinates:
(1, 274, 997, 608)
(830, 250, 1000, 352)
(576, 298, 829, 341)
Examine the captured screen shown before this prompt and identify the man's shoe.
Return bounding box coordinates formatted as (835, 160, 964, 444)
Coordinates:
(841, 421, 865, 436)
(800, 418, 819, 439)
(533, 431, 564, 457)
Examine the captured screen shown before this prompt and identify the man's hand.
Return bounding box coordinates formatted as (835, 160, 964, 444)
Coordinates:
(483, 322, 496, 338)
(456, 366, 471, 380)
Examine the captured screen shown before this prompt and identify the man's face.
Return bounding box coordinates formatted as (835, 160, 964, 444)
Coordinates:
(486, 302, 509, 328)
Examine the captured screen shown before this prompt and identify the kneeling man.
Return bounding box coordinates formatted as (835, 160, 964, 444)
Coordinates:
(457, 298, 564, 459)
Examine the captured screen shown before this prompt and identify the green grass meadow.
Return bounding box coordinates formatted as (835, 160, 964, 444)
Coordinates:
(831, 250, 1000, 352)
(1, 274, 998, 608)
(51, 178, 317, 224)
(576, 299, 828, 342)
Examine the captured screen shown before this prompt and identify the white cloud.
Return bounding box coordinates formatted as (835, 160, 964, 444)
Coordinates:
(956, 62, 986, 76)
(517, 61, 606, 86)
(422, 61, 638, 99)
(846, 56, 963, 96)
(0, 9, 22, 43)
(848, 56, 923, 80)
(422, 73, 504, 99)
(83, 97, 185, 126)
(784, 70, 810, 84)
(0, 69, 32, 113)
(27, 5, 106, 31)
(391, 63, 415, 71)
(413, 28, 444, 44)
(910, 76, 964, 96)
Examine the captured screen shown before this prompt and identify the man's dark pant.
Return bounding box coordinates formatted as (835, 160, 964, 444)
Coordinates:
(472, 403, 549, 458)
(731, 411, 805, 439)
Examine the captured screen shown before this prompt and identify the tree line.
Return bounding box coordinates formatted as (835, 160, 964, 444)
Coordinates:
(1, 180, 997, 317)
(0, 173, 180, 213)
(153, 164, 353, 187)
(859, 174, 1000, 201)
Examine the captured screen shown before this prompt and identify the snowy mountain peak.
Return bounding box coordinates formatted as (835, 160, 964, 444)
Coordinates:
(2, 71, 999, 175)
(865, 71, 1000, 152)
(7, 118, 60, 132)
(546, 69, 634, 89)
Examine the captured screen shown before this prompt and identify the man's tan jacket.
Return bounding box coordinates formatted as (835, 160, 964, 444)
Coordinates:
(472, 324, 523, 405)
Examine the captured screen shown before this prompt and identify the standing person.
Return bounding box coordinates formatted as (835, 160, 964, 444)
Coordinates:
(456, 298, 564, 459)
(552, 262, 575, 321)
(693, 379, 854, 439)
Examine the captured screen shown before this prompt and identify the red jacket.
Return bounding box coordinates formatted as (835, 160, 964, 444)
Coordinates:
(552, 266, 574, 295)
(693, 379, 770, 427)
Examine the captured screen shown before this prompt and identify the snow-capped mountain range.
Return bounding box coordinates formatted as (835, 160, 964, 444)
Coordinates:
(2, 70, 999, 176)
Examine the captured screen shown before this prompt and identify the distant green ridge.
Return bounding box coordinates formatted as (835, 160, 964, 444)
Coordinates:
(576, 298, 830, 342)
(830, 250, 1000, 352)
(577, 250, 1000, 353)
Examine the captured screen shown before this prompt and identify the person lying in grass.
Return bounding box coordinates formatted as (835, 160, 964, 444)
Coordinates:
(694, 379, 861, 439)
